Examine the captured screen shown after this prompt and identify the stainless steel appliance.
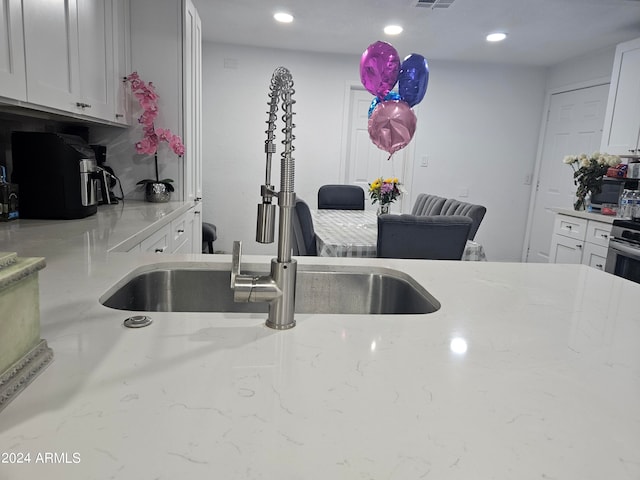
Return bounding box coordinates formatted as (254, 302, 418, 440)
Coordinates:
(605, 219, 640, 284)
(11, 132, 99, 219)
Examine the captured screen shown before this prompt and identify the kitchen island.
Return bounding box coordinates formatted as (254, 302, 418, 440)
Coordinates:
(0, 203, 639, 479)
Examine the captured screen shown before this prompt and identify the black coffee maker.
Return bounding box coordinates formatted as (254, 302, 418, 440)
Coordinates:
(11, 132, 99, 219)
(90, 144, 118, 205)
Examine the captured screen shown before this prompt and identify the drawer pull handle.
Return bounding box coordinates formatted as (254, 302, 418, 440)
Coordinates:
(155, 247, 167, 253)
(566, 225, 572, 230)
(576, 244, 582, 249)
(177, 229, 185, 234)
(596, 264, 603, 269)
(600, 234, 608, 239)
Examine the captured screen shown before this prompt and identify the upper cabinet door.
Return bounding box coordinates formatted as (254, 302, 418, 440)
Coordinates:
(601, 38, 640, 156)
(184, 0, 202, 202)
(112, 0, 131, 125)
(77, 0, 115, 120)
(0, 0, 27, 101)
(23, 0, 117, 122)
(23, 0, 81, 112)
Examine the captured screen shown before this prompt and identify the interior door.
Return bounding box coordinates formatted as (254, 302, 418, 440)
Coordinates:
(526, 83, 609, 263)
(344, 87, 412, 212)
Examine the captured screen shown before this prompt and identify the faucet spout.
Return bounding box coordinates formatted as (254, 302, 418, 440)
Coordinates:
(230, 67, 298, 330)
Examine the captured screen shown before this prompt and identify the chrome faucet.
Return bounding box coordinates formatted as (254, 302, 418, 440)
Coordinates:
(230, 67, 297, 330)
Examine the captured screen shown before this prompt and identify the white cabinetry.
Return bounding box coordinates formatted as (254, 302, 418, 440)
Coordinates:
(23, 0, 115, 120)
(549, 213, 612, 271)
(0, 0, 26, 101)
(13, 0, 126, 124)
(601, 37, 640, 156)
(114, 205, 202, 254)
(112, 0, 131, 125)
(184, 0, 202, 202)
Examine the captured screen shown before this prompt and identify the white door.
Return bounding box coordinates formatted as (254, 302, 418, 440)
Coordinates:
(525, 84, 609, 263)
(344, 87, 412, 212)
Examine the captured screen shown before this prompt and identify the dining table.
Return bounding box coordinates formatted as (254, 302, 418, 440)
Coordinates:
(310, 209, 487, 260)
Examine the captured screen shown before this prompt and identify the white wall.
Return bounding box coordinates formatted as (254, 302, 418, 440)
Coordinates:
(545, 46, 615, 92)
(201, 42, 549, 260)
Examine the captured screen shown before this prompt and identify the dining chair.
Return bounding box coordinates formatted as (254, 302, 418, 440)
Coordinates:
(292, 199, 317, 256)
(411, 193, 446, 216)
(317, 184, 365, 210)
(377, 214, 473, 260)
(439, 199, 486, 240)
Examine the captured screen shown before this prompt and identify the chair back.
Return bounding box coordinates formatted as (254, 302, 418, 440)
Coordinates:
(318, 184, 365, 210)
(440, 199, 486, 240)
(411, 193, 446, 216)
(292, 199, 317, 256)
(377, 214, 472, 260)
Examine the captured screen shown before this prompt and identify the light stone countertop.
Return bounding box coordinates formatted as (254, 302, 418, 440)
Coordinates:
(551, 207, 618, 224)
(0, 202, 639, 479)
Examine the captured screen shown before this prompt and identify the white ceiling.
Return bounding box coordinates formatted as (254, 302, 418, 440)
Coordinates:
(192, 0, 640, 66)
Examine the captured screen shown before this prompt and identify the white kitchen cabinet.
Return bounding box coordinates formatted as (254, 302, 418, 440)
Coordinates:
(22, 0, 117, 122)
(140, 223, 172, 253)
(549, 213, 613, 270)
(112, 0, 131, 125)
(601, 37, 640, 156)
(184, 0, 202, 202)
(113, 205, 202, 254)
(0, 0, 26, 101)
(582, 242, 608, 271)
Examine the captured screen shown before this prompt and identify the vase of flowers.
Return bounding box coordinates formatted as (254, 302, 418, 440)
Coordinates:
(125, 72, 185, 202)
(368, 177, 402, 214)
(563, 152, 621, 211)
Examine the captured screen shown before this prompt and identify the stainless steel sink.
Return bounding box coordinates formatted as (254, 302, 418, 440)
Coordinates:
(100, 263, 440, 315)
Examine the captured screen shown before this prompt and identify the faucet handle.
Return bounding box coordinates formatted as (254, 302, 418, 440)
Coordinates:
(231, 240, 242, 288)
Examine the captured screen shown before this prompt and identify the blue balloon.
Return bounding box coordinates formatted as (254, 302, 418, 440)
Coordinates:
(368, 91, 401, 118)
(398, 54, 429, 107)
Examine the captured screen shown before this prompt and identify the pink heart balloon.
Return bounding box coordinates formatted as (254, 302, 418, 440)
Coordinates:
(368, 100, 417, 156)
(360, 41, 401, 100)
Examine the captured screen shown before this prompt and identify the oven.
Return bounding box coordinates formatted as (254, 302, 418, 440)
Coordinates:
(605, 219, 640, 284)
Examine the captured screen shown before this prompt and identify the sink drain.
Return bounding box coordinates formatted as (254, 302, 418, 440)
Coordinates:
(123, 315, 153, 328)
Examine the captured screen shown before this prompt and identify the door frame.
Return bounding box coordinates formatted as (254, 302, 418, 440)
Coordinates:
(521, 76, 611, 262)
(339, 81, 417, 212)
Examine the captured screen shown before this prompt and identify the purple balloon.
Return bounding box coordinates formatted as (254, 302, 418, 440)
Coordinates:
(360, 41, 400, 100)
(368, 100, 417, 156)
(398, 54, 429, 107)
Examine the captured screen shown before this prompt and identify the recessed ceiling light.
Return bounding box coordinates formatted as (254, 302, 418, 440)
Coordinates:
(486, 32, 507, 42)
(274, 12, 294, 23)
(384, 25, 403, 35)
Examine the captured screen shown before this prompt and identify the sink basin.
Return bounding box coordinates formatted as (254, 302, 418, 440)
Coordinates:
(100, 263, 440, 315)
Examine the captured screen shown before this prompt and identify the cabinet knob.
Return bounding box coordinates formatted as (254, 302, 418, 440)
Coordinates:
(566, 225, 572, 230)
(576, 244, 582, 249)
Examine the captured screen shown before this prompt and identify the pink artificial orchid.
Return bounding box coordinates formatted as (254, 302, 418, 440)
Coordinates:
(125, 71, 184, 158)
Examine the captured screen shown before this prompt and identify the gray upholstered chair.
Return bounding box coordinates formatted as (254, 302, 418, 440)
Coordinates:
(377, 214, 472, 260)
(411, 193, 446, 216)
(440, 198, 486, 240)
(317, 184, 365, 210)
(292, 199, 317, 256)
(202, 222, 217, 254)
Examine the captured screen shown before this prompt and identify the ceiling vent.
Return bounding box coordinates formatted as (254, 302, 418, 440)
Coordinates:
(414, 0, 455, 8)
